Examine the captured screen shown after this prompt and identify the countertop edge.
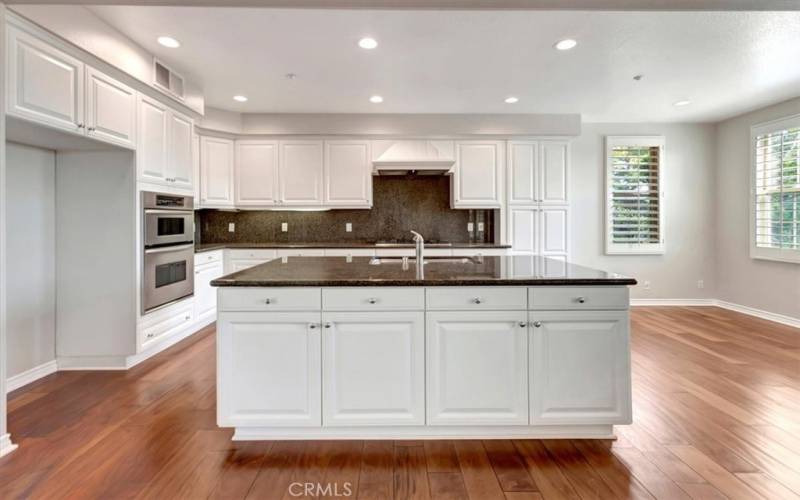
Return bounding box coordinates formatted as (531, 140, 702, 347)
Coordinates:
(196, 243, 512, 252)
(211, 279, 638, 287)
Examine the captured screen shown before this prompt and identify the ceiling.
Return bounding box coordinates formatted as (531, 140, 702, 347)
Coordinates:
(88, 6, 800, 122)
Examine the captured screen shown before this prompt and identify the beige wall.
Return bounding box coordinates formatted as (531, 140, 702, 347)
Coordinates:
(570, 122, 718, 300)
(714, 97, 800, 319)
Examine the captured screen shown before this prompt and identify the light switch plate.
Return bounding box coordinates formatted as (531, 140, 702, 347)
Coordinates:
(477, 222, 485, 232)
(467, 222, 474, 232)
(281, 222, 288, 232)
(228, 223, 235, 233)
(346, 223, 352, 232)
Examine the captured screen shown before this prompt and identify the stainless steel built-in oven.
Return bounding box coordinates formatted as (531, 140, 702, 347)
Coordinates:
(142, 191, 194, 313)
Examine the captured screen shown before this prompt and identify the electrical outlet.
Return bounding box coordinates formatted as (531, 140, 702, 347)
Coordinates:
(643, 281, 651, 290)
(697, 280, 704, 289)
(346, 223, 352, 232)
(228, 223, 235, 233)
(281, 222, 288, 232)
(477, 222, 485, 232)
(467, 222, 474, 232)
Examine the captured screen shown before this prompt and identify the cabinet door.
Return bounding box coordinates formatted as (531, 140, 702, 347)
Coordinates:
(194, 262, 224, 321)
(168, 111, 194, 190)
(540, 207, 568, 256)
(279, 140, 324, 206)
(427, 311, 528, 425)
(235, 141, 279, 206)
(530, 311, 631, 424)
(539, 141, 569, 204)
(509, 207, 539, 254)
(217, 312, 321, 427)
(137, 95, 169, 184)
(85, 67, 136, 148)
(508, 141, 538, 205)
(200, 136, 235, 207)
(324, 141, 372, 207)
(322, 312, 424, 426)
(453, 141, 503, 208)
(7, 25, 84, 133)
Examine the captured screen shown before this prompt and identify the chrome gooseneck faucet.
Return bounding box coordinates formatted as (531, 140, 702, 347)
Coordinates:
(410, 230, 424, 279)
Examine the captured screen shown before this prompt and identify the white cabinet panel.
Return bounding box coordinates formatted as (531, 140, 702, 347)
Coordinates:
(530, 311, 631, 425)
(235, 141, 279, 206)
(508, 141, 538, 205)
(322, 312, 425, 426)
(218, 312, 321, 427)
(168, 111, 194, 190)
(276, 249, 326, 258)
(194, 261, 223, 322)
(324, 141, 372, 207)
(85, 67, 136, 148)
(509, 208, 538, 254)
(200, 136, 235, 207)
(453, 141, 503, 208)
(539, 141, 569, 204)
(280, 140, 324, 206)
(541, 208, 568, 255)
(137, 95, 169, 184)
(427, 311, 529, 425)
(323, 249, 375, 257)
(7, 25, 84, 133)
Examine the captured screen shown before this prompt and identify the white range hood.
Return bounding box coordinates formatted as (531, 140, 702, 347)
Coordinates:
(372, 140, 455, 175)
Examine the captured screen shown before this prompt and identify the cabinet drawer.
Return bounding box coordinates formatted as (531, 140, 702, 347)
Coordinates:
(322, 287, 425, 311)
(323, 248, 375, 257)
(140, 299, 194, 345)
(276, 249, 326, 258)
(195, 249, 223, 265)
(529, 286, 629, 310)
(219, 287, 321, 311)
(426, 287, 527, 310)
(227, 249, 278, 260)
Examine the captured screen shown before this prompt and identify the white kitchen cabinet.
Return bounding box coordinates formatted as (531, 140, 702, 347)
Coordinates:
(529, 310, 631, 425)
(6, 23, 84, 134)
(322, 311, 425, 426)
(324, 140, 372, 208)
(276, 249, 326, 258)
(508, 207, 568, 258)
(194, 257, 224, 323)
(85, 66, 136, 149)
(540, 207, 568, 255)
(539, 141, 569, 205)
(235, 140, 279, 206)
(509, 207, 538, 254)
(280, 140, 324, 206)
(217, 312, 322, 427)
(168, 111, 194, 190)
(200, 136, 235, 207)
(452, 141, 503, 209)
(507, 141, 538, 205)
(137, 94, 169, 184)
(426, 310, 529, 425)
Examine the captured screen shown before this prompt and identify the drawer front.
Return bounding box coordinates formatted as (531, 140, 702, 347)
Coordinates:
(452, 248, 509, 257)
(426, 287, 527, 311)
(276, 249, 326, 257)
(195, 249, 223, 265)
(141, 300, 194, 344)
(322, 287, 425, 311)
(324, 248, 375, 257)
(219, 287, 321, 312)
(529, 286, 629, 310)
(375, 248, 415, 257)
(227, 249, 278, 260)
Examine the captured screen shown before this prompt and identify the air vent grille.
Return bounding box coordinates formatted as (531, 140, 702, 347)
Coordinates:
(153, 59, 185, 101)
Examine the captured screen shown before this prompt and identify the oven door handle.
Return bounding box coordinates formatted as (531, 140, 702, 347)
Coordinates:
(144, 244, 195, 254)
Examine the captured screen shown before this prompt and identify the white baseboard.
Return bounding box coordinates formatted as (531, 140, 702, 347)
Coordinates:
(6, 360, 58, 392)
(0, 433, 18, 458)
(631, 298, 716, 307)
(125, 315, 215, 369)
(56, 356, 128, 370)
(631, 298, 800, 330)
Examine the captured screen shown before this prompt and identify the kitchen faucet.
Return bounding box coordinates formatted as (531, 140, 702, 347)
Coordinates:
(410, 230, 424, 279)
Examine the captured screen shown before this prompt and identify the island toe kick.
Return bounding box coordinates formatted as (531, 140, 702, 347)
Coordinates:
(216, 283, 633, 440)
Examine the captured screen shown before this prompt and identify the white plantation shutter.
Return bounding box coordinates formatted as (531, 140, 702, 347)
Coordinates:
(605, 136, 665, 255)
(751, 116, 800, 263)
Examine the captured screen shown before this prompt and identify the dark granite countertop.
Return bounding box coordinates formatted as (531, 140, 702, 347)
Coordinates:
(210, 256, 637, 287)
(195, 242, 511, 253)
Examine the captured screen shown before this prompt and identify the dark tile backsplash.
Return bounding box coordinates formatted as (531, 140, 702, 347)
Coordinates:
(196, 176, 496, 244)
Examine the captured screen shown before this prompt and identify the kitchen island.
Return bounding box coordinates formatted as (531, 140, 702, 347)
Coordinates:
(212, 255, 636, 440)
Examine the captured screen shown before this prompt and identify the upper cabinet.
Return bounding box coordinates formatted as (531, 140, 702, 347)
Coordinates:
(324, 140, 372, 208)
(200, 136, 235, 207)
(452, 141, 504, 209)
(508, 140, 569, 206)
(85, 66, 136, 149)
(235, 140, 279, 206)
(280, 140, 324, 206)
(539, 141, 569, 205)
(168, 111, 194, 190)
(137, 95, 194, 192)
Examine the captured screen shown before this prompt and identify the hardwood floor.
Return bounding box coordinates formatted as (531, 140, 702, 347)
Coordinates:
(2, 306, 799, 499)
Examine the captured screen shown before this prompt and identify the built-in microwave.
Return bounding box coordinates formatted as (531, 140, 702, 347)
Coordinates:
(142, 192, 194, 247)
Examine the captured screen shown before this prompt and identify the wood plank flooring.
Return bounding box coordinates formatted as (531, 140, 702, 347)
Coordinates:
(2, 306, 800, 499)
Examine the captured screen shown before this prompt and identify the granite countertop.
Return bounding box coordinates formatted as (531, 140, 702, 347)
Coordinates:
(210, 256, 637, 287)
(195, 242, 512, 252)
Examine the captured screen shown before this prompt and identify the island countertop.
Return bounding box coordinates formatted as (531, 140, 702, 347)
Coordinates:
(210, 255, 636, 287)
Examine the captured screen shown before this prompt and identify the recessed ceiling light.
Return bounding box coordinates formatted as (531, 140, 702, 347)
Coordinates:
(157, 36, 180, 48)
(233, 95, 248, 102)
(504, 96, 519, 104)
(369, 95, 384, 104)
(673, 100, 691, 107)
(358, 37, 378, 50)
(554, 38, 577, 51)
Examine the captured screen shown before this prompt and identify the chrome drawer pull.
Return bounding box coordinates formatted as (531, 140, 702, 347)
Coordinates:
(576, 297, 587, 304)
(367, 298, 378, 304)
(532, 321, 542, 328)
(473, 297, 483, 304)
(264, 298, 273, 305)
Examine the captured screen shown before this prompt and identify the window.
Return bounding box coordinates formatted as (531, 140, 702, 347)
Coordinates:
(751, 115, 800, 263)
(605, 136, 665, 255)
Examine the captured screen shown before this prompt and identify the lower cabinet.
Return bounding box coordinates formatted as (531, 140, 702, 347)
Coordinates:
(322, 311, 425, 426)
(217, 312, 322, 427)
(426, 310, 529, 425)
(194, 260, 224, 322)
(529, 310, 631, 424)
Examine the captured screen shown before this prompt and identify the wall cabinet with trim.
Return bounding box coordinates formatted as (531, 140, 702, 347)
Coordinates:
(137, 94, 194, 191)
(200, 136, 235, 207)
(451, 141, 504, 209)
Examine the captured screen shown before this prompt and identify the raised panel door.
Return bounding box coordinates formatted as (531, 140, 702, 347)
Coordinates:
(453, 141, 502, 208)
(137, 95, 169, 184)
(86, 67, 136, 148)
(539, 141, 569, 204)
(168, 111, 194, 190)
(280, 140, 323, 206)
(235, 141, 279, 206)
(508, 141, 538, 205)
(200, 136, 235, 207)
(324, 141, 371, 207)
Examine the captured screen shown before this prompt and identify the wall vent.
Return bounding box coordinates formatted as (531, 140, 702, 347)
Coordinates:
(153, 59, 185, 101)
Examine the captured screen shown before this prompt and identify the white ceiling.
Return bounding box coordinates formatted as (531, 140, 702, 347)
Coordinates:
(88, 6, 800, 122)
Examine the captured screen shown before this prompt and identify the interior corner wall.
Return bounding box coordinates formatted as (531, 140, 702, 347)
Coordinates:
(570, 122, 718, 300)
(714, 97, 800, 320)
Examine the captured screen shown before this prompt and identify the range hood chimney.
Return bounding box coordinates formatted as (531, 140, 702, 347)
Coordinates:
(372, 140, 455, 175)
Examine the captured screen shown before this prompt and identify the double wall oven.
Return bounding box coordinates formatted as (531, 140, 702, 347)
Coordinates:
(142, 191, 194, 313)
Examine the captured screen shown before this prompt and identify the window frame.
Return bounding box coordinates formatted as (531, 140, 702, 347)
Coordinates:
(750, 114, 800, 264)
(605, 135, 666, 256)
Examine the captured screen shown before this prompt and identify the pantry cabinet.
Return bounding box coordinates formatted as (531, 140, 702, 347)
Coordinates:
(200, 136, 235, 207)
(452, 141, 504, 209)
(539, 141, 569, 205)
(508, 207, 569, 257)
(280, 140, 324, 206)
(508, 140, 568, 205)
(235, 140, 279, 206)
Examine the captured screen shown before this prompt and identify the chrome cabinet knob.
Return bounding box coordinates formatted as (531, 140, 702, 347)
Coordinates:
(533, 321, 542, 328)
(184, 315, 190, 321)
(264, 298, 272, 304)
(367, 298, 377, 304)
(324, 323, 332, 329)
(473, 297, 483, 304)
(519, 321, 527, 328)
(576, 297, 586, 304)
(309, 323, 318, 329)
(146, 333, 154, 338)
(77, 123, 85, 128)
